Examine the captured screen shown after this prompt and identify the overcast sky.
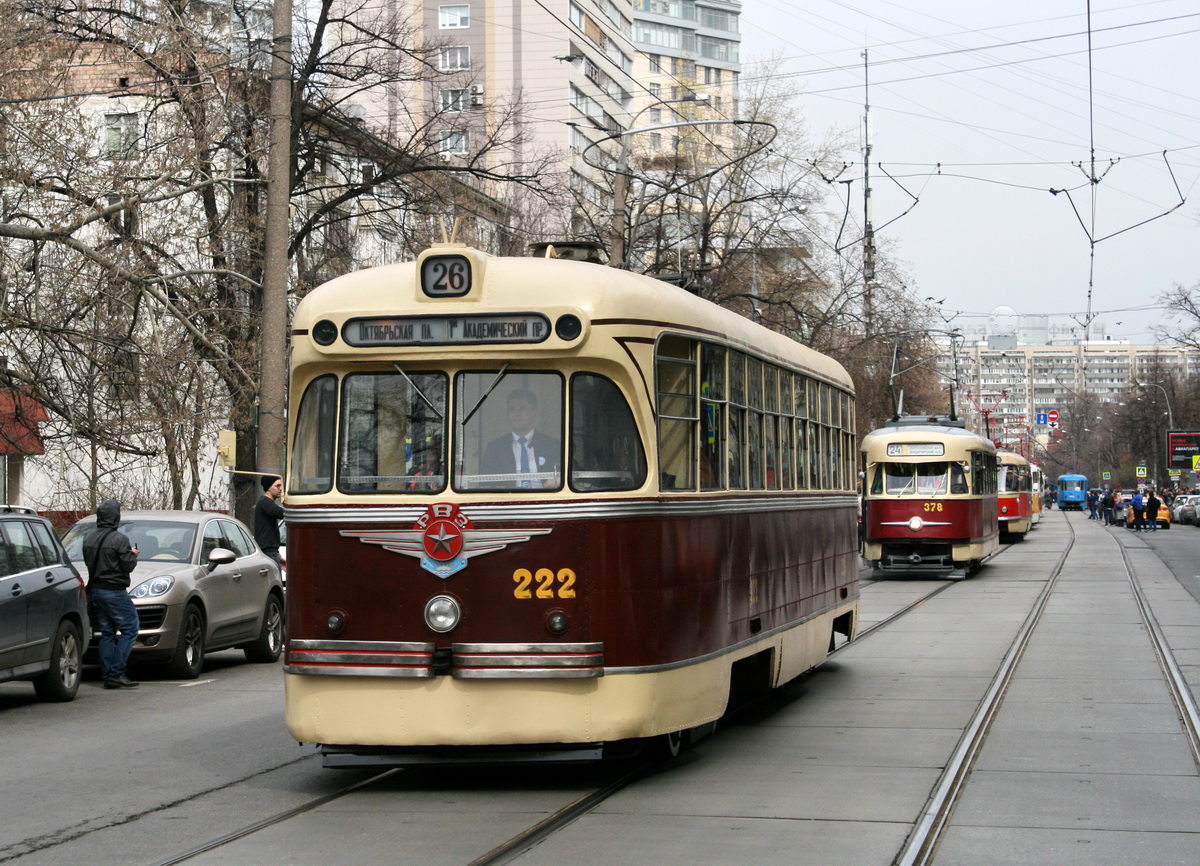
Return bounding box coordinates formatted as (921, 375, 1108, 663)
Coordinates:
(738, 1, 1200, 344)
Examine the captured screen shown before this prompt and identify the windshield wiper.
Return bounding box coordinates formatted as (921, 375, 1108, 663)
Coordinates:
(392, 364, 444, 419)
(460, 363, 510, 426)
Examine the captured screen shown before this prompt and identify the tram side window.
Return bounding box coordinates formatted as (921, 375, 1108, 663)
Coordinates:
(779, 374, 794, 490)
(746, 358, 764, 489)
(727, 351, 745, 489)
(569, 374, 647, 491)
(455, 372, 564, 491)
(656, 336, 697, 491)
(795, 418, 809, 489)
(339, 372, 447, 493)
(699, 344, 726, 490)
(289, 375, 337, 494)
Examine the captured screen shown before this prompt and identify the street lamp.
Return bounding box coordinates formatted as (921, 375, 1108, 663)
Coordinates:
(1134, 380, 1174, 428)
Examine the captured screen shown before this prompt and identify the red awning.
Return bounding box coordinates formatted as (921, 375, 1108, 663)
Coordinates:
(0, 391, 48, 455)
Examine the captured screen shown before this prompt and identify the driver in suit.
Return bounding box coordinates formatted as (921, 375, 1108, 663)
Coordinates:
(480, 388, 560, 488)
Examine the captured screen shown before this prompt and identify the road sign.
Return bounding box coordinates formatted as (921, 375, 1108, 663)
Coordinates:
(1136, 466, 1147, 478)
(1102, 471, 1111, 480)
(1047, 410, 1059, 423)
(1036, 412, 1048, 425)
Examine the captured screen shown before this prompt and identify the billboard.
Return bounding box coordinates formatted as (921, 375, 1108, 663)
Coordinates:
(1167, 430, 1200, 469)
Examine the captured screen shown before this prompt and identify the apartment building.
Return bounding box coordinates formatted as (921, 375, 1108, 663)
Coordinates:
(940, 328, 1197, 444)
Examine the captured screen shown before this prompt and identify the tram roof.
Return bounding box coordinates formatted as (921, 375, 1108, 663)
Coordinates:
(293, 244, 852, 389)
(861, 420, 996, 458)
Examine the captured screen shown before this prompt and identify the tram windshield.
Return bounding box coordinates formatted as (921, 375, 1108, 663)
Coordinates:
(872, 461, 968, 495)
(289, 369, 647, 495)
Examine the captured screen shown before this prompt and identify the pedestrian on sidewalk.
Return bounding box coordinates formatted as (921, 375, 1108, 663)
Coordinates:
(1102, 488, 1115, 525)
(82, 499, 141, 690)
(1132, 490, 1146, 531)
(1147, 489, 1161, 531)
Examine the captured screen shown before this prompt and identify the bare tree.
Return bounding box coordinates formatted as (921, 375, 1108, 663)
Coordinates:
(0, 0, 555, 515)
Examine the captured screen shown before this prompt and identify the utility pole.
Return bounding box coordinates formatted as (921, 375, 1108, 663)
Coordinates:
(259, 0, 293, 480)
(861, 49, 876, 320)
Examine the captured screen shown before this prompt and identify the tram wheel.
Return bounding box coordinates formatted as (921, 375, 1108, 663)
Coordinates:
(645, 729, 687, 759)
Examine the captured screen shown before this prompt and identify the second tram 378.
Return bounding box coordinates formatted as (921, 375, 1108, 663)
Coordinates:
(282, 240, 860, 765)
(860, 416, 999, 575)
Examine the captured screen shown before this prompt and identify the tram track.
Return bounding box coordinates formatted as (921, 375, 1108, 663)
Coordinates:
(1114, 526, 1200, 771)
(891, 515, 1076, 866)
(151, 521, 1178, 866)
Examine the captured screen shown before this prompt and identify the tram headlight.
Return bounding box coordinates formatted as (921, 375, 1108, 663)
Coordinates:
(325, 610, 347, 634)
(312, 319, 339, 346)
(555, 314, 583, 341)
(424, 595, 461, 633)
(908, 516, 924, 531)
(545, 609, 569, 636)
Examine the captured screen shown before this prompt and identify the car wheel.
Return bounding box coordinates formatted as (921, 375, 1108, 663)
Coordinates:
(32, 620, 83, 702)
(169, 604, 206, 679)
(244, 594, 284, 663)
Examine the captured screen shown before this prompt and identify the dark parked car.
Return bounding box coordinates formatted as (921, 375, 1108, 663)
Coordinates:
(61, 511, 284, 679)
(0, 506, 89, 701)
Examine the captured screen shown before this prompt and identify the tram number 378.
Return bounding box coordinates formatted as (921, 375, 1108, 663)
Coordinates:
(512, 568, 577, 599)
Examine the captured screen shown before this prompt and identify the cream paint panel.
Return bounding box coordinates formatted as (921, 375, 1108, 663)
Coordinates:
(285, 608, 857, 746)
(775, 604, 856, 686)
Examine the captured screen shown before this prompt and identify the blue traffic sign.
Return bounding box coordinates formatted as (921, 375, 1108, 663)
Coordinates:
(1036, 412, 1048, 426)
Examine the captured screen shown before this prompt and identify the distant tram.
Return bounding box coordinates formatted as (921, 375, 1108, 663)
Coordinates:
(1030, 463, 1044, 525)
(860, 416, 999, 575)
(998, 451, 1033, 540)
(1056, 473, 1088, 510)
(282, 240, 860, 765)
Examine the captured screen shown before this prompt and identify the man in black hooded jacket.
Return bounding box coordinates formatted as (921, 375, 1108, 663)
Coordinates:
(82, 499, 141, 689)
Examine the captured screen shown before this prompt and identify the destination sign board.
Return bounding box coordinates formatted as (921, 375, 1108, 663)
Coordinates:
(343, 314, 550, 347)
(886, 443, 945, 457)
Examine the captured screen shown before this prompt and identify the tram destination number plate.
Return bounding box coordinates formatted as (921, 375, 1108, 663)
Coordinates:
(887, 443, 945, 457)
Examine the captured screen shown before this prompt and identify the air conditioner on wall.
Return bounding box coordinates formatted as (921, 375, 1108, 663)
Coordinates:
(470, 85, 484, 95)
(470, 95, 484, 107)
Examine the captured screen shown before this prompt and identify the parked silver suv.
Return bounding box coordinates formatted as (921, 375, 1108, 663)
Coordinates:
(0, 506, 90, 701)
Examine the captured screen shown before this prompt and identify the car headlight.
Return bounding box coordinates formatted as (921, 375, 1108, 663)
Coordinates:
(130, 576, 175, 598)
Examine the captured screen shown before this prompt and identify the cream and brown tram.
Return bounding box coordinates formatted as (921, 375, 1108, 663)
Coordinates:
(861, 416, 999, 575)
(282, 241, 860, 765)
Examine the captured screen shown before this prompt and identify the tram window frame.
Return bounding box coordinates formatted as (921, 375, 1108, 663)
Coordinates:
(338, 370, 448, 494)
(289, 374, 338, 495)
(746, 358, 764, 489)
(569, 373, 647, 492)
(795, 418, 809, 489)
(795, 376, 808, 419)
(453, 370, 565, 492)
(699, 343, 727, 490)
(655, 335, 698, 491)
(727, 351, 746, 490)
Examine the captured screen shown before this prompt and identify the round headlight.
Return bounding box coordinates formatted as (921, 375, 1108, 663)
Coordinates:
(555, 314, 583, 341)
(130, 576, 175, 598)
(424, 595, 461, 633)
(1000, 505, 1009, 514)
(325, 611, 347, 634)
(545, 610, 569, 636)
(907, 516, 924, 531)
(312, 319, 339, 346)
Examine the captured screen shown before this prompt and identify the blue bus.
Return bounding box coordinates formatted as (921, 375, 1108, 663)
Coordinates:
(1056, 473, 1088, 510)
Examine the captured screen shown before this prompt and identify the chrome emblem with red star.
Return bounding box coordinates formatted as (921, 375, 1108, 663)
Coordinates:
(340, 503, 552, 579)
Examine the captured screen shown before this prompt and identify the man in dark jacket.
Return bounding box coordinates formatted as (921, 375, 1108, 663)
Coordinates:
(254, 475, 285, 570)
(82, 499, 140, 689)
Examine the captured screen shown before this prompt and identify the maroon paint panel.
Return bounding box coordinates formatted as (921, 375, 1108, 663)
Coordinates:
(865, 496, 999, 543)
(998, 492, 1032, 522)
(285, 502, 860, 669)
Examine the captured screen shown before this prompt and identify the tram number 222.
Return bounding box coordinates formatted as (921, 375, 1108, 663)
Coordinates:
(513, 568, 577, 599)
(923, 502, 944, 512)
